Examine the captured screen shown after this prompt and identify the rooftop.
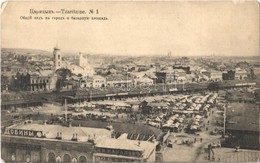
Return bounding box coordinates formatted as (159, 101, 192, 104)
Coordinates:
(95, 137, 156, 158)
(226, 103, 260, 132)
(214, 148, 260, 162)
(5, 123, 111, 142)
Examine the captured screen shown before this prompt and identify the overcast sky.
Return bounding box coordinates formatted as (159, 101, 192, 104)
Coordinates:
(1, 1, 259, 56)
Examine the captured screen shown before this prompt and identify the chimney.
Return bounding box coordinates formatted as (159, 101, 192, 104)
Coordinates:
(72, 133, 78, 141)
(56, 132, 62, 140)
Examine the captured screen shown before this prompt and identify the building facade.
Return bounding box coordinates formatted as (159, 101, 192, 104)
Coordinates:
(14, 72, 57, 92)
(2, 123, 159, 163)
(222, 70, 235, 80)
(1, 75, 9, 92)
(235, 68, 248, 80)
(1, 135, 93, 163)
(1, 123, 112, 163)
(93, 138, 156, 162)
(202, 70, 223, 81)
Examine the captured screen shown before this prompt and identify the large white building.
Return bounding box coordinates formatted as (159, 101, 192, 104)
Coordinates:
(53, 46, 95, 77)
(66, 52, 95, 77)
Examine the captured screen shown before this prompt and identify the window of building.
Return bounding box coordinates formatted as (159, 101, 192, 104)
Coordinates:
(63, 154, 71, 163)
(58, 62, 60, 66)
(126, 151, 130, 155)
(58, 55, 60, 59)
(48, 152, 55, 162)
(78, 156, 87, 163)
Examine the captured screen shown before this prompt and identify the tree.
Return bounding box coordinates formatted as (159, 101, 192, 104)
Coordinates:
(55, 68, 72, 91)
(55, 68, 72, 80)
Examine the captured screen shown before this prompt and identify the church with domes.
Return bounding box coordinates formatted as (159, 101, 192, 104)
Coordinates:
(53, 46, 95, 77)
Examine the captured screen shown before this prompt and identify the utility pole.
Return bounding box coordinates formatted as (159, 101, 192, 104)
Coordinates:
(65, 98, 67, 122)
(223, 104, 227, 136)
(127, 71, 128, 92)
(90, 89, 92, 102)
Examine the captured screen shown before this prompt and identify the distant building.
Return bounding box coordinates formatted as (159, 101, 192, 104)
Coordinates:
(222, 70, 235, 80)
(137, 65, 150, 72)
(236, 61, 249, 69)
(134, 76, 153, 86)
(155, 72, 167, 84)
(1, 75, 9, 92)
(65, 52, 95, 77)
(155, 69, 183, 84)
(252, 67, 260, 75)
(106, 74, 134, 88)
(202, 70, 223, 81)
(14, 71, 57, 91)
(173, 65, 191, 74)
(79, 75, 106, 88)
(234, 68, 248, 80)
(92, 75, 106, 88)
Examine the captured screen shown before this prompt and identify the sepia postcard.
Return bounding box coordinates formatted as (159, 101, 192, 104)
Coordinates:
(1, 1, 260, 162)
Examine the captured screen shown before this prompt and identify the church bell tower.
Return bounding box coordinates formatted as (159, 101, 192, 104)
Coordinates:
(53, 45, 62, 70)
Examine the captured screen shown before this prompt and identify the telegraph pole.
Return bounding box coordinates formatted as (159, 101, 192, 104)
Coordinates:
(65, 98, 67, 122)
(223, 104, 227, 136)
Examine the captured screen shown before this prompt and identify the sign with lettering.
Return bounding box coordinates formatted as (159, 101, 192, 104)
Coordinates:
(5, 128, 43, 138)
